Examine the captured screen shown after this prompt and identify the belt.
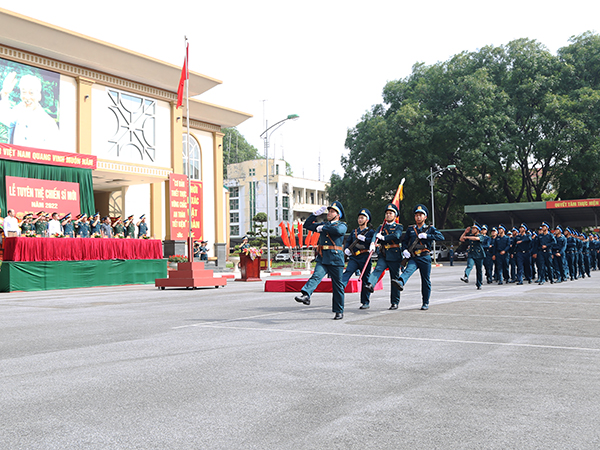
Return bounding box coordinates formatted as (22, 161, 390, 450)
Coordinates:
(414, 249, 430, 256)
(383, 244, 400, 249)
(354, 249, 369, 256)
(318, 245, 343, 251)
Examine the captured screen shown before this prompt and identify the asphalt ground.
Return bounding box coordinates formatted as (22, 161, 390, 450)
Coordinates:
(1, 263, 599, 449)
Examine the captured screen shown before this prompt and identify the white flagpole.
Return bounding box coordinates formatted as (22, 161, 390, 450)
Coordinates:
(184, 37, 193, 263)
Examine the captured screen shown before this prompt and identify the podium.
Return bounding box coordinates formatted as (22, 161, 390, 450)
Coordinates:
(237, 253, 261, 282)
(155, 261, 227, 290)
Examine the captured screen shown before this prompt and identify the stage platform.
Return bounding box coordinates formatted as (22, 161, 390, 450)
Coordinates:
(0, 259, 167, 292)
(264, 277, 384, 293)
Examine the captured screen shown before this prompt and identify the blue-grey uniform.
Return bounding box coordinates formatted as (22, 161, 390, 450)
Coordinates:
(62, 214, 74, 238)
(536, 222, 556, 284)
(138, 219, 148, 238)
(394, 204, 444, 310)
(75, 216, 90, 238)
(462, 224, 486, 288)
(296, 201, 348, 317)
(494, 225, 510, 284)
(582, 233, 591, 277)
(508, 228, 518, 282)
(552, 226, 567, 282)
(365, 203, 403, 308)
(342, 208, 375, 307)
(481, 226, 494, 283)
(90, 215, 101, 235)
(514, 224, 532, 284)
(575, 232, 585, 278)
(565, 229, 578, 280)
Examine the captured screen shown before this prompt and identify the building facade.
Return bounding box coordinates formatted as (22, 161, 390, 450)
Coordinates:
(0, 8, 251, 258)
(226, 159, 328, 240)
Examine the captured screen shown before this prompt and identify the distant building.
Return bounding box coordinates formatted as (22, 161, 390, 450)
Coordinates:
(226, 159, 328, 240)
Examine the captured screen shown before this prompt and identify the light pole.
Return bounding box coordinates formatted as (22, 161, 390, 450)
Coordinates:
(260, 114, 299, 272)
(426, 164, 456, 265)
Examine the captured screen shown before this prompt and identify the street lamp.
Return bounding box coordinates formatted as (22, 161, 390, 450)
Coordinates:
(260, 114, 299, 272)
(426, 164, 456, 265)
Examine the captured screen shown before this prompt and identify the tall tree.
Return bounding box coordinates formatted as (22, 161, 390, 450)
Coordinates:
(222, 127, 262, 177)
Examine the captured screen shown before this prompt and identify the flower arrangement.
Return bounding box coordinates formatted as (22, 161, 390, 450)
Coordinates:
(24, 230, 37, 238)
(91, 232, 102, 238)
(51, 232, 65, 238)
(242, 247, 263, 261)
(168, 255, 188, 263)
(141, 235, 150, 240)
(116, 233, 125, 239)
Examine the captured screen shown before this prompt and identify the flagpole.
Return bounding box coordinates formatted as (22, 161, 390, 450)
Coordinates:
(184, 37, 193, 263)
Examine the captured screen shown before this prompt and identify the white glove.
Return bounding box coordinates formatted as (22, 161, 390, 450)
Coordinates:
(418, 232, 428, 239)
(369, 242, 376, 252)
(344, 248, 352, 256)
(316, 225, 324, 233)
(403, 250, 411, 259)
(357, 234, 366, 241)
(376, 232, 385, 240)
(313, 206, 327, 216)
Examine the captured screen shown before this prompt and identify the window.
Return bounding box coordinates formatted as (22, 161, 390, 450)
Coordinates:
(282, 196, 289, 208)
(310, 193, 314, 204)
(230, 199, 239, 210)
(108, 89, 156, 162)
(230, 225, 239, 236)
(182, 135, 201, 180)
(283, 209, 289, 221)
(275, 196, 279, 208)
(230, 212, 239, 223)
(249, 168, 256, 176)
(275, 209, 279, 220)
(276, 164, 279, 175)
(230, 186, 239, 197)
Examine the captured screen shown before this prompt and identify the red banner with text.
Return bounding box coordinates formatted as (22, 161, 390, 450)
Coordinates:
(0, 143, 97, 169)
(6, 176, 81, 217)
(168, 174, 203, 240)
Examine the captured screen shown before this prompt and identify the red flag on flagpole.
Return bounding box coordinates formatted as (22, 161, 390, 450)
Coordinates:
(297, 221, 303, 248)
(279, 222, 291, 247)
(391, 177, 406, 223)
(176, 41, 189, 109)
(288, 222, 297, 248)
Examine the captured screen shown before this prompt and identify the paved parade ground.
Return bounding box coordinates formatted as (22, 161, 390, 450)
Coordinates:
(1, 263, 599, 449)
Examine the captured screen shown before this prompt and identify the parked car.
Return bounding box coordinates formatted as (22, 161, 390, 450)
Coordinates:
(274, 248, 301, 262)
(433, 244, 450, 260)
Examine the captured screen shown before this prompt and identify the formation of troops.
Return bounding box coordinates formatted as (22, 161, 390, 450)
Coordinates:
(294, 201, 444, 320)
(460, 222, 598, 288)
(1, 209, 149, 239)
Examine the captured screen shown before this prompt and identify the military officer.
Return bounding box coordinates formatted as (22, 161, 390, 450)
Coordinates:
(341, 208, 375, 309)
(552, 225, 567, 283)
(536, 222, 556, 285)
(112, 216, 124, 237)
(294, 201, 348, 320)
(74, 214, 90, 238)
(123, 214, 135, 238)
(564, 227, 578, 280)
(137, 214, 148, 238)
(459, 223, 486, 289)
(199, 240, 209, 260)
(90, 213, 101, 236)
(363, 203, 403, 310)
(33, 211, 49, 237)
(19, 213, 34, 235)
(493, 224, 510, 284)
(481, 225, 494, 283)
(391, 204, 444, 310)
(240, 235, 250, 252)
(514, 223, 532, 284)
(61, 213, 74, 238)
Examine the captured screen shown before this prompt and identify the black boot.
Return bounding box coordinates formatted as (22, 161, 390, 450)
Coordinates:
(294, 292, 310, 305)
(391, 279, 404, 291)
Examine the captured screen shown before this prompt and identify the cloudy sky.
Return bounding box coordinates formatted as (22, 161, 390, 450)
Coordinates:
(3, 1, 599, 180)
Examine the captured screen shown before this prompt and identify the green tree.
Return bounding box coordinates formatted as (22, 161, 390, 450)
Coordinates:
(223, 127, 262, 177)
(333, 33, 600, 229)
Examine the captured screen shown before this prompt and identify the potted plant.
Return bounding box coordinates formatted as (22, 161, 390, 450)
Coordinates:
(167, 254, 187, 270)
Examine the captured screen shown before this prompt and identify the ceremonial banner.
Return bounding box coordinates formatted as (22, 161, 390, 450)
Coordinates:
(547, 198, 600, 209)
(168, 174, 203, 240)
(6, 176, 81, 216)
(0, 143, 97, 169)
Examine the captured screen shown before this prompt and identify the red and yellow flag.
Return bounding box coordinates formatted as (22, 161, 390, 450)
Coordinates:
(391, 178, 406, 223)
(176, 42, 189, 109)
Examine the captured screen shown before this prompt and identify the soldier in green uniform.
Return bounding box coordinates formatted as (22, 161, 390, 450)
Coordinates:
(294, 201, 348, 320)
(124, 214, 135, 238)
(112, 216, 124, 237)
(20, 213, 34, 235)
(33, 211, 48, 237)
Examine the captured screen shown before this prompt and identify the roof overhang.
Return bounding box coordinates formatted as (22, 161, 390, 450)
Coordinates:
(188, 99, 253, 129)
(465, 199, 600, 230)
(0, 8, 221, 96)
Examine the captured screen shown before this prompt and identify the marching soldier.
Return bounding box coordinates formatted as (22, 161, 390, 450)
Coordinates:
(493, 224, 510, 284)
(514, 223, 532, 285)
(564, 227, 578, 280)
(481, 225, 494, 284)
(391, 204, 444, 310)
(459, 224, 486, 289)
(341, 208, 375, 309)
(363, 203, 403, 310)
(294, 201, 348, 320)
(552, 225, 567, 283)
(536, 222, 556, 285)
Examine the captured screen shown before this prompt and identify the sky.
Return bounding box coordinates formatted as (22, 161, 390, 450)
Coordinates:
(3, 1, 600, 181)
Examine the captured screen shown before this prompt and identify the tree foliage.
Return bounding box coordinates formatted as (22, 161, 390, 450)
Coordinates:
(222, 127, 263, 177)
(330, 33, 600, 228)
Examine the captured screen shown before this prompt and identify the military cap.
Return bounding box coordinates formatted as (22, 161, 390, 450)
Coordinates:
(414, 204, 429, 216)
(519, 223, 528, 230)
(472, 223, 481, 231)
(541, 221, 550, 229)
(140, 214, 146, 220)
(498, 224, 506, 232)
(328, 201, 345, 220)
(242, 235, 248, 241)
(127, 214, 134, 219)
(61, 213, 72, 221)
(385, 203, 399, 216)
(358, 208, 371, 222)
(481, 224, 488, 230)
(555, 224, 563, 232)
